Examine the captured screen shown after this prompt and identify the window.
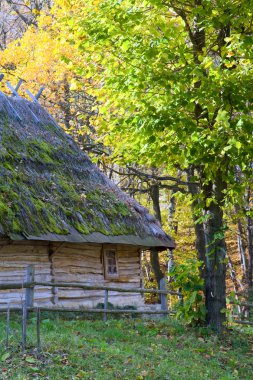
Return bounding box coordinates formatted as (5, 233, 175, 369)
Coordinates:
(103, 248, 119, 279)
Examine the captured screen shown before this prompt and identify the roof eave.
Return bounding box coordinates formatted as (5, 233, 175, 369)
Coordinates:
(8, 231, 175, 250)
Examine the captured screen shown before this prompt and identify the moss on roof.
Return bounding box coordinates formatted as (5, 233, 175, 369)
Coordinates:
(0, 94, 174, 249)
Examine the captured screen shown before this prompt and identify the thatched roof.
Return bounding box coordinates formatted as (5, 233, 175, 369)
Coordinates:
(0, 93, 175, 249)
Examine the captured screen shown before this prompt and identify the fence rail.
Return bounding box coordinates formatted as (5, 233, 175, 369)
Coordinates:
(0, 281, 181, 295)
(0, 264, 252, 345)
(0, 276, 252, 353)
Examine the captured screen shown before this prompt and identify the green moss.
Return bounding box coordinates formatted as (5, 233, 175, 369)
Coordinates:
(26, 140, 55, 164)
(57, 179, 82, 204)
(75, 223, 90, 234)
(3, 162, 13, 171)
(0, 116, 139, 239)
(86, 190, 132, 218)
(12, 219, 21, 233)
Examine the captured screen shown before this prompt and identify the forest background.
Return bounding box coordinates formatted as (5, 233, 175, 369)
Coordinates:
(0, 0, 252, 332)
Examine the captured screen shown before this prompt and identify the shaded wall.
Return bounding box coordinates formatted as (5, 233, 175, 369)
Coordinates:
(0, 240, 144, 309)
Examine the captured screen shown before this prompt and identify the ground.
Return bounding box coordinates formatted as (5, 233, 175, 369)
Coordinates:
(0, 314, 252, 380)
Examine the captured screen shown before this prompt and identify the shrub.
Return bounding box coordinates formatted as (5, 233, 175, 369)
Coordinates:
(169, 259, 206, 326)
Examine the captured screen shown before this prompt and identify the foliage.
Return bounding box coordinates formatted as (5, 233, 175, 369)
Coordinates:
(169, 259, 206, 325)
(53, 0, 253, 329)
(0, 8, 96, 138)
(0, 315, 253, 379)
(56, 0, 253, 185)
(1, 0, 253, 328)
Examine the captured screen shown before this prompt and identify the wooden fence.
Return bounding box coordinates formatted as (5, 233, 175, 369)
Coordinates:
(0, 265, 252, 350)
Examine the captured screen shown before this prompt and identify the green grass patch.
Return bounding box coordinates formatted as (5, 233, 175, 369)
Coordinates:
(0, 314, 252, 380)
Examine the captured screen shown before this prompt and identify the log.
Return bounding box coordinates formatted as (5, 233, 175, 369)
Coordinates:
(25, 265, 35, 308)
(0, 307, 170, 315)
(0, 281, 181, 295)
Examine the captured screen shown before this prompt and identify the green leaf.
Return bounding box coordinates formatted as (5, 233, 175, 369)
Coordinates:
(235, 141, 242, 149)
(121, 40, 130, 52)
(1, 352, 10, 361)
(25, 356, 37, 364)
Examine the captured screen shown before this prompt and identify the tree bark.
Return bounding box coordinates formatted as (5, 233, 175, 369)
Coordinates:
(246, 214, 253, 316)
(187, 167, 206, 273)
(150, 183, 164, 289)
(204, 174, 227, 332)
(237, 218, 248, 282)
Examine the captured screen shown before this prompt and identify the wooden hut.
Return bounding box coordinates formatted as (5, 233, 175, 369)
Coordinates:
(0, 92, 175, 309)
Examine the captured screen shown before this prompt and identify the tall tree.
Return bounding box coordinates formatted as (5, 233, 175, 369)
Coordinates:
(57, 0, 253, 330)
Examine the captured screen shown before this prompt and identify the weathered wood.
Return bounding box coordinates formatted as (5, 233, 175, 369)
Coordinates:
(5, 304, 10, 349)
(22, 302, 27, 351)
(0, 241, 170, 310)
(25, 265, 35, 308)
(53, 246, 101, 255)
(53, 258, 101, 266)
(0, 245, 52, 306)
(104, 290, 108, 321)
(160, 277, 168, 314)
(54, 242, 100, 250)
(11, 241, 49, 246)
(6, 81, 21, 97)
(36, 86, 44, 100)
(0, 281, 181, 295)
(54, 266, 103, 274)
(15, 79, 24, 93)
(26, 89, 39, 103)
(36, 307, 41, 353)
(1, 91, 22, 121)
(0, 306, 170, 315)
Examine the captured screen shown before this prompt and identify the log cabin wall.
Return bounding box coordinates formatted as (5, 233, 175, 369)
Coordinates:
(0, 240, 144, 309)
(51, 243, 144, 308)
(0, 240, 52, 309)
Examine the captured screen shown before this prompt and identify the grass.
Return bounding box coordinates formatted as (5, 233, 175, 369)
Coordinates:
(0, 314, 252, 380)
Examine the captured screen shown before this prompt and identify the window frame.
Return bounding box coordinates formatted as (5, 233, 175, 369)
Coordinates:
(103, 246, 119, 280)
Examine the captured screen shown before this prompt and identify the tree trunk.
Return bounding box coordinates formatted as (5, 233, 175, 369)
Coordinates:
(187, 167, 207, 274)
(246, 214, 253, 316)
(204, 175, 227, 332)
(245, 187, 253, 317)
(237, 218, 248, 282)
(150, 249, 164, 287)
(150, 183, 164, 289)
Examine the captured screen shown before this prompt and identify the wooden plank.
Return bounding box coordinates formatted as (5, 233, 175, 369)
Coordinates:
(0, 281, 181, 295)
(0, 246, 48, 254)
(53, 249, 101, 258)
(36, 86, 44, 100)
(11, 241, 49, 247)
(53, 274, 104, 281)
(1, 91, 22, 121)
(104, 289, 108, 321)
(52, 260, 102, 268)
(25, 265, 35, 308)
(118, 258, 140, 264)
(53, 243, 101, 251)
(56, 267, 102, 274)
(0, 267, 50, 272)
(160, 277, 168, 314)
(53, 252, 101, 260)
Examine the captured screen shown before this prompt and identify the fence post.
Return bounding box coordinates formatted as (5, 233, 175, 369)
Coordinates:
(5, 303, 10, 349)
(25, 265, 35, 308)
(160, 277, 168, 316)
(36, 307, 41, 354)
(22, 302, 27, 351)
(104, 289, 108, 321)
